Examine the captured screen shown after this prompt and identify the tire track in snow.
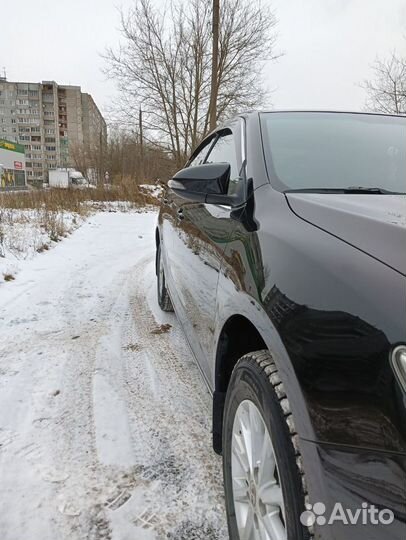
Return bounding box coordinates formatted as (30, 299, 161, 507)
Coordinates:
(0, 212, 228, 540)
(92, 254, 228, 539)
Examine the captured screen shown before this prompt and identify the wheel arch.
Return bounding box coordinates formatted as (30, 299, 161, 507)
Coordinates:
(215, 314, 267, 394)
(212, 314, 267, 453)
(212, 306, 313, 454)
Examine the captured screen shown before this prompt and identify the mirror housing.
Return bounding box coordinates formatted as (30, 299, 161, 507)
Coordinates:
(168, 163, 241, 206)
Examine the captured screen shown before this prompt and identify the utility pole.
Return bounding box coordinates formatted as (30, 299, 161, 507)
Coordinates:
(209, 0, 220, 132)
(139, 106, 144, 183)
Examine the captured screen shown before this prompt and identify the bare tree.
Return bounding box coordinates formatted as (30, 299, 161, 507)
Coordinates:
(363, 52, 406, 114)
(209, 0, 220, 132)
(104, 0, 279, 167)
(70, 140, 105, 185)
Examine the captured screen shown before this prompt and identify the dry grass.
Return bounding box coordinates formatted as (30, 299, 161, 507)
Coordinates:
(0, 182, 157, 214)
(0, 206, 80, 261)
(0, 181, 158, 282)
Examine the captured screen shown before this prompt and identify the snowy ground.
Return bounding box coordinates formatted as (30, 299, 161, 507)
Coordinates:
(0, 208, 84, 283)
(0, 211, 228, 540)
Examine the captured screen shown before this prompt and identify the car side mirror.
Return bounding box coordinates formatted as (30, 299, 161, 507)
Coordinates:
(168, 163, 241, 207)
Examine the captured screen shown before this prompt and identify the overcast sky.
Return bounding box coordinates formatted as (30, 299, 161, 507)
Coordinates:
(1, 0, 405, 117)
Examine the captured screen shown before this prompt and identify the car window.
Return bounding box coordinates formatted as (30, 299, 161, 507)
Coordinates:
(188, 137, 215, 168)
(260, 112, 406, 193)
(205, 132, 240, 195)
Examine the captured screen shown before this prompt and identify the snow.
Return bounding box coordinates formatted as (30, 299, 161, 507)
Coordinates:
(139, 184, 163, 200)
(0, 211, 227, 540)
(0, 208, 83, 283)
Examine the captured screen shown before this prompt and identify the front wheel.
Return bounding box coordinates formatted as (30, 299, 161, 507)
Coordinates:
(156, 243, 174, 312)
(222, 350, 310, 540)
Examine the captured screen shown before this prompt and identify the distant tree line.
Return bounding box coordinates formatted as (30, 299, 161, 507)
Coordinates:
(70, 129, 176, 186)
(105, 130, 177, 184)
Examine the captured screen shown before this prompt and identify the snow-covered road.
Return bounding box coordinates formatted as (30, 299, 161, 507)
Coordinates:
(0, 211, 227, 540)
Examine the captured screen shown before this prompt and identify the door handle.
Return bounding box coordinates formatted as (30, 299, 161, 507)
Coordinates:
(177, 208, 184, 220)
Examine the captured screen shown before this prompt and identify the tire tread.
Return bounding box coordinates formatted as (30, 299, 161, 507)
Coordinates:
(160, 287, 173, 312)
(236, 349, 314, 539)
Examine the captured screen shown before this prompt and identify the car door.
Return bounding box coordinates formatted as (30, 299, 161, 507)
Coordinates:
(160, 135, 216, 307)
(170, 119, 245, 385)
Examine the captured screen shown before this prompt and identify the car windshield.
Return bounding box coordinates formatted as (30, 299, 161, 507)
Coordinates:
(260, 112, 406, 194)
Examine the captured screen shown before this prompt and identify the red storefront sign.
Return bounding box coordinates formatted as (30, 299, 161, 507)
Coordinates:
(14, 161, 23, 170)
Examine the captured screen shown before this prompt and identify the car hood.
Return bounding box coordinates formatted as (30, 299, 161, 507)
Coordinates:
(286, 193, 406, 275)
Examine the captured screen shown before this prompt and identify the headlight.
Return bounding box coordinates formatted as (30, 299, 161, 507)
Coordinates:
(391, 345, 406, 392)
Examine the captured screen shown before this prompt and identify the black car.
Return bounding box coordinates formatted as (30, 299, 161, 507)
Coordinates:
(156, 111, 406, 540)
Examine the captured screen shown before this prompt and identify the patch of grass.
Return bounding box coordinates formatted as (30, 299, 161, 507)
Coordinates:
(0, 181, 159, 275)
(3, 273, 15, 282)
(0, 181, 158, 214)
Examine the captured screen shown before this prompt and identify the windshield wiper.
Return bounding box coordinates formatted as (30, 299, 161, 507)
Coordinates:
(344, 186, 398, 194)
(284, 187, 404, 195)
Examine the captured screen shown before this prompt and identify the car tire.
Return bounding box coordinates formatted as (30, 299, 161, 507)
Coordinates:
(222, 350, 311, 540)
(156, 243, 174, 312)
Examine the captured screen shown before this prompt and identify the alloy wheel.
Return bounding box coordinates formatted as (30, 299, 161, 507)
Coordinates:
(231, 400, 287, 540)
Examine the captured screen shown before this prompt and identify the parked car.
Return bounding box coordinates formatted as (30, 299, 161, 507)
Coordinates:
(156, 111, 406, 540)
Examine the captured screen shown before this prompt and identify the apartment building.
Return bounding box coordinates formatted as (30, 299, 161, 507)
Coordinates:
(0, 77, 107, 185)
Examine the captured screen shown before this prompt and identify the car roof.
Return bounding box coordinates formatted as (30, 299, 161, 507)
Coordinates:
(202, 109, 405, 148)
(240, 109, 405, 119)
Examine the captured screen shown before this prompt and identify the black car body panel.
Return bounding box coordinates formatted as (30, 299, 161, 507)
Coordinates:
(286, 193, 406, 275)
(157, 111, 406, 539)
(217, 185, 406, 450)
